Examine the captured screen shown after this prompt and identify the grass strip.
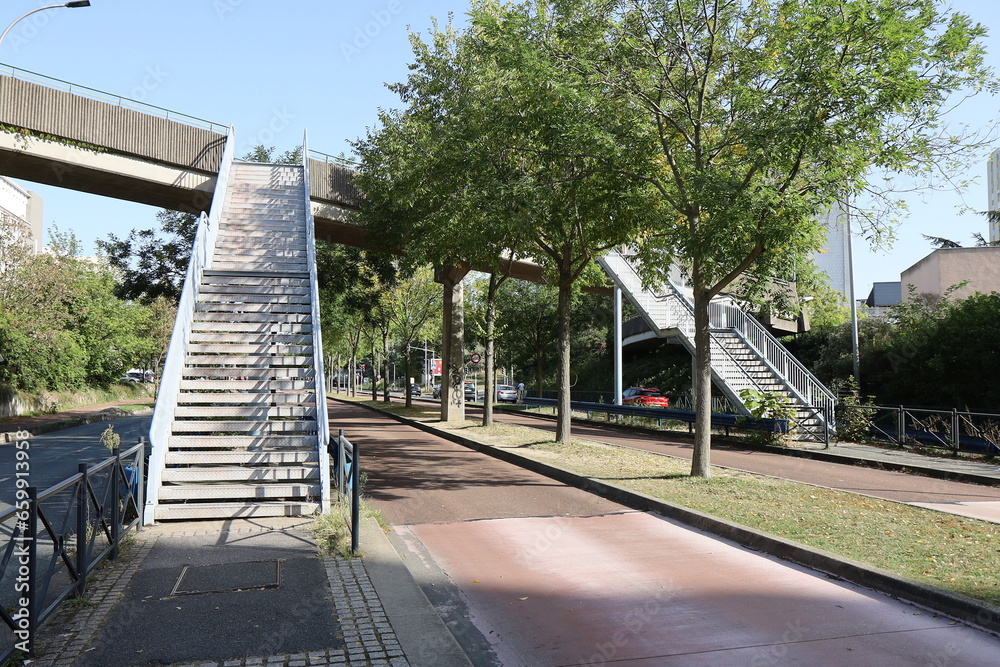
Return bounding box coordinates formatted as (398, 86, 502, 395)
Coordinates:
(350, 398, 1000, 607)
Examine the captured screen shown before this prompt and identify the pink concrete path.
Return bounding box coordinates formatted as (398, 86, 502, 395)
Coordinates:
(330, 401, 1000, 666)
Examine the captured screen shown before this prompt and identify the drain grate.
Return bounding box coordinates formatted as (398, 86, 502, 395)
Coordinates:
(170, 559, 282, 596)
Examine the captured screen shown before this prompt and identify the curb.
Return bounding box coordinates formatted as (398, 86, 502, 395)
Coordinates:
(0, 407, 154, 443)
(504, 407, 1000, 488)
(361, 518, 474, 667)
(341, 398, 1000, 637)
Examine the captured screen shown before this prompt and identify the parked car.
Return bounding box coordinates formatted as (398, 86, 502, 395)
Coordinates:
(495, 384, 518, 403)
(410, 383, 422, 397)
(622, 387, 671, 408)
(464, 382, 479, 402)
(432, 384, 442, 399)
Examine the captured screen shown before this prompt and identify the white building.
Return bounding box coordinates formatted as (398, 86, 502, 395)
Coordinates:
(811, 202, 852, 301)
(988, 147, 1000, 243)
(0, 176, 43, 252)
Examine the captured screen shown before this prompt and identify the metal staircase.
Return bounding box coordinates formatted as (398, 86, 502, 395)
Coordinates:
(145, 137, 330, 522)
(598, 249, 836, 435)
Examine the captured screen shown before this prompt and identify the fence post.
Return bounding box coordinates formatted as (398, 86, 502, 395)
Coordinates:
(338, 429, 345, 496)
(351, 439, 360, 555)
(822, 407, 830, 449)
(952, 409, 960, 453)
(111, 447, 121, 560)
(26, 487, 38, 655)
(136, 437, 147, 529)
(897, 406, 905, 445)
(75, 463, 89, 598)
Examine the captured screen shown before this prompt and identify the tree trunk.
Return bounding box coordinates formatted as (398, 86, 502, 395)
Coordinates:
(482, 274, 499, 427)
(691, 263, 713, 478)
(370, 330, 377, 402)
(381, 327, 390, 403)
(555, 273, 573, 443)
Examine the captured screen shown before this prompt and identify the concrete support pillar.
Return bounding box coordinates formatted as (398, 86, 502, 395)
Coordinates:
(436, 265, 470, 423)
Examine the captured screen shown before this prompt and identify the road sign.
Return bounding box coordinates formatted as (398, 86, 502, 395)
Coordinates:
(470, 353, 481, 364)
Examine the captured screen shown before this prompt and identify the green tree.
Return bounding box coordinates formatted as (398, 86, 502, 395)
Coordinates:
(353, 6, 649, 440)
(548, 0, 993, 475)
(96, 209, 197, 303)
(384, 266, 440, 408)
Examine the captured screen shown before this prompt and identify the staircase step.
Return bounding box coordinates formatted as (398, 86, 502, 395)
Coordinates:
(182, 354, 312, 366)
(188, 345, 313, 358)
(197, 293, 311, 305)
(210, 262, 311, 273)
(190, 322, 312, 334)
(168, 435, 318, 448)
(166, 450, 317, 465)
(158, 483, 318, 501)
(202, 272, 309, 284)
(189, 332, 312, 344)
(177, 392, 315, 405)
(170, 420, 317, 434)
(162, 467, 319, 483)
(174, 405, 317, 419)
(154, 501, 319, 521)
(182, 366, 314, 378)
(180, 379, 314, 391)
(195, 302, 312, 313)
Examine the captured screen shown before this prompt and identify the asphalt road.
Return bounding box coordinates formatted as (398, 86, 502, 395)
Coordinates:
(0, 414, 151, 511)
(329, 400, 1000, 666)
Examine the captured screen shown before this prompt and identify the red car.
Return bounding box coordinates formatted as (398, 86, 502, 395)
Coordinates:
(622, 387, 671, 408)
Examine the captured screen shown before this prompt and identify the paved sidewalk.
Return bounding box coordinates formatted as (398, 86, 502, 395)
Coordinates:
(31, 517, 467, 667)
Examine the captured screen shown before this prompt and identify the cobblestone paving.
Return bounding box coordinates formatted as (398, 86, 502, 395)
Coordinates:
(31, 524, 410, 667)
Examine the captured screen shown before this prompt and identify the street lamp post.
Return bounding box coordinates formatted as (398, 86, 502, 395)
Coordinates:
(0, 2, 91, 50)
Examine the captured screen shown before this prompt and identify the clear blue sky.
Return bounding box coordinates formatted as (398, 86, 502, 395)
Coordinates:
(2, 0, 999, 298)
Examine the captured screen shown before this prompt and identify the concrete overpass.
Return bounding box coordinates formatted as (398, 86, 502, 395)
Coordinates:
(0, 67, 553, 285)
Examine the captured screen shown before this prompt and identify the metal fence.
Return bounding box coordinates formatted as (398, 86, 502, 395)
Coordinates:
(849, 405, 1000, 455)
(331, 430, 361, 554)
(519, 397, 827, 444)
(1, 440, 145, 662)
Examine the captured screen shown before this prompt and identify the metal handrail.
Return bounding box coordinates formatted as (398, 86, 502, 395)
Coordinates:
(599, 249, 836, 428)
(307, 148, 357, 167)
(303, 131, 332, 513)
(1, 442, 143, 661)
(849, 404, 1000, 455)
(144, 127, 236, 524)
(0, 62, 228, 133)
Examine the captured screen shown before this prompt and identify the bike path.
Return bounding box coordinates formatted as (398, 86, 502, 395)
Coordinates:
(329, 400, 1000, 666)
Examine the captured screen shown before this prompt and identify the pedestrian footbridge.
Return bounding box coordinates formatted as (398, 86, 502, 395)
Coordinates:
(1, 65, 835, 520)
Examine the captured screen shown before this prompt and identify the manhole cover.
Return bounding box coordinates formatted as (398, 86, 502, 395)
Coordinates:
(170, 559, 282, 596)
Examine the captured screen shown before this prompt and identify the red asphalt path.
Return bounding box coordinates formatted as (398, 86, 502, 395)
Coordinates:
(329, 401, 1000, 666)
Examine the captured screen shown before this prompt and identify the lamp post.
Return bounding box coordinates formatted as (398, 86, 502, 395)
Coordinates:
(0, 2, 91, 50)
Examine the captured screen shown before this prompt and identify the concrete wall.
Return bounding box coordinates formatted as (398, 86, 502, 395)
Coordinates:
(0, 74, 225, 173)
(901, 247, 1000, 300)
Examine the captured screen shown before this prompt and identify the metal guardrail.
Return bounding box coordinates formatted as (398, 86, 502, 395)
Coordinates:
(598, 250, 837, 431)
(850, 405, 1000, 455)
(519, 397, 809, 440)
(144, 127, 236, 524)
(0, 62, 227, 133)
(307, 148, 357, 168)
(303, 131, 332, 514)
(331, 430, 361, 554)
(1, 441, 145, 662)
